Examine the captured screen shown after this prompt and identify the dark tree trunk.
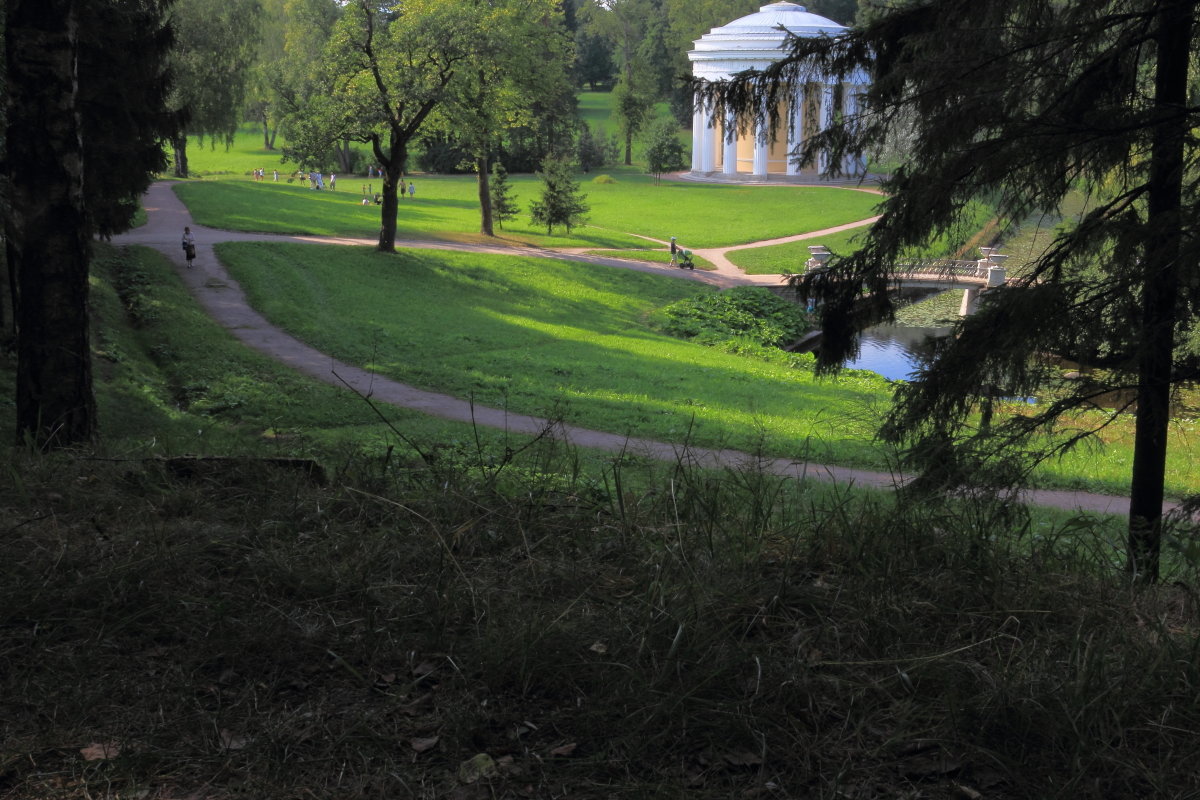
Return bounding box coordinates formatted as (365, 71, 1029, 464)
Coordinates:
(172, 134, 189, 178)
(268, 126, 278, 150)
(261, 112, 273, 150)
(0, 250, 12, 340)
(477, 155, 493, 237)
(336, 138, 353, 174)
(6, 0, 97, 448)
(624, 131, 633, 166)
(1127, 0, 1193, 582)
(375, 136, 404, 253)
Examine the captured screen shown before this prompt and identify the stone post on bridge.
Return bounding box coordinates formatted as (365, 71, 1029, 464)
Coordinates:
(960, 250, 1008, 316)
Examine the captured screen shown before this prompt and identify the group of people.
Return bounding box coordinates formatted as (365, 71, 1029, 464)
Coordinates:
(252, 167, 279, 182)
(360, 181, 416, 205)
(300, 171, 335, 190)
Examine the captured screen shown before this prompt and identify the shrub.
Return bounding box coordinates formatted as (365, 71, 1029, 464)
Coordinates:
(592, 174, 616, 184)
(652, 286, 812, 349)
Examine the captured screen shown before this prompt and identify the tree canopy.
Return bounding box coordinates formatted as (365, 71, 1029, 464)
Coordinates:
(695, 0, 1200, 581)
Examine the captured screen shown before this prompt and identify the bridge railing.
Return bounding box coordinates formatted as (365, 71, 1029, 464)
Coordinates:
(803, 247, 1008, 289)
(892, 259, 989, 280)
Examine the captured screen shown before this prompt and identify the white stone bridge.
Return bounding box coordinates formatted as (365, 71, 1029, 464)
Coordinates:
(804, 246, 1009, 316)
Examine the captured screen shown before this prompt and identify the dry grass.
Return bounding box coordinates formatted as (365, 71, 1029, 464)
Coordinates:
(2, 444, 1199, 799)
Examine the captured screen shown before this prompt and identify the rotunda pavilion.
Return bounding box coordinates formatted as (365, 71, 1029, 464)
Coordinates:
(688, 2, 868, 181)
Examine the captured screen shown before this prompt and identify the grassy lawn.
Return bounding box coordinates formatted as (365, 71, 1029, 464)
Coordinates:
(218, 241, 895, 470)
(173, 177, 651, 248)
(175, 170, 881, 250)
(729, 226, 869, 274)
(583, 177, 881, 248)
(213, 241, 1199, 495)
(177, 124, 302, 177)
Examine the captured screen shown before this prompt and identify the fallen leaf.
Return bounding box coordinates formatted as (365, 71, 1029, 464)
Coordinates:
(588, 641, 608, 654)
(413, 661, 438, 678)
(457, 753, 498, 784)
(80, 742, 120, 761)
(410, 736, 439, 753)
(549, 742, 577, 757)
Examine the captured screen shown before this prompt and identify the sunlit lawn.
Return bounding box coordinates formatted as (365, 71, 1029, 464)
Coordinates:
(176, 168, 882, 250)
(729, 227, 869, 274)
(217, 241, 894, 469)
(213, 241, 1200, 495)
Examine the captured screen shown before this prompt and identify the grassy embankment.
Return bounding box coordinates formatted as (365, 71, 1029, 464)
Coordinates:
(217, 241, 890, 469)
(4, 249, 1193, 798)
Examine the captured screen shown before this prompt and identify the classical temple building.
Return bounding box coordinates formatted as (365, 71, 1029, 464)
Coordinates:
(688, 2, 869, 181)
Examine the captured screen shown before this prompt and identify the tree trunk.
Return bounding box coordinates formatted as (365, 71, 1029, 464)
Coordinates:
(261, 112, 273, 150)
(1127, 0, 1193, 582)
(376, 136, 405, 253)
(6, 0, 97, 448)
(337, 138, 353, 174)
(172, 134, 189, 178)
(268, 126, 278, 150)
(477, 155, 493, 237)
(624, 131, 633, 166)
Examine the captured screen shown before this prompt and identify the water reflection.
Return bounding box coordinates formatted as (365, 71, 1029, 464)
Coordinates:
(844, 323, 952, 381)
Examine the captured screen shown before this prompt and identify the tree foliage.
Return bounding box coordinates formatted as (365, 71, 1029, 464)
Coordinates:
(80, 0, 181, 238)
(695, 0, 1200, 580)
(577, 122, 619, 173)
(168, 0, 263, 176)
(530, 158, 589, 234)
(642, 117, 686, 184)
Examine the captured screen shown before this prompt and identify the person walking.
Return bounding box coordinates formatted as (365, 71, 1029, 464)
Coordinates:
(408, 181, 415, 199)
(670, 236, 678, 266)
(330, 173, 336, 190)
(182, 226, 196, 268)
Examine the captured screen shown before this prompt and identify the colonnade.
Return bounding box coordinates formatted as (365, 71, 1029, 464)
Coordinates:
(690, 81, 865, 179)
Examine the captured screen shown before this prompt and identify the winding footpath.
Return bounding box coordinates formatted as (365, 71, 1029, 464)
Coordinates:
(113, 181, 1144, 516)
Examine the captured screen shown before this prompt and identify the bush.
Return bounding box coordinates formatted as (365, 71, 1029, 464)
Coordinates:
(652, 286, 812, 349)
(592, 174, 616, 184)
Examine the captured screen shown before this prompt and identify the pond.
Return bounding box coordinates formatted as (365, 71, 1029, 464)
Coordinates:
(842, 323, 952, 381)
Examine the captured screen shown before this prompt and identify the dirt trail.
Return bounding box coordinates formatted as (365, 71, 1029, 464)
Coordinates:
(112, 181, 1148, 516)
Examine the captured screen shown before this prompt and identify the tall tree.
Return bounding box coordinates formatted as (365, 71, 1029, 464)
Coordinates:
(168, 0, 262, 176)
(4, 0, 179, 447)
(245, 0, 288, 150)
(5, 0, 94, 447)
(326, 0, 479, 251)
(80, 0, 180, 239)
(696, 0, 1200, 581)
(434, 0, 574, 236)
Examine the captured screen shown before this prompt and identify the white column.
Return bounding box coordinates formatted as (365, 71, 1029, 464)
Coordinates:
(786, 84, 804, 176)
(817, 82, 835, 176)
(752, 100, 769, 177)
(691, 95, 704, 173)
(700, 106, 716, 172)
(723, 110, 738, 175)
(840, 86, 857, 177)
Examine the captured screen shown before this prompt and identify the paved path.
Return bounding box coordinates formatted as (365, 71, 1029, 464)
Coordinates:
(112, 181, 1145, 516)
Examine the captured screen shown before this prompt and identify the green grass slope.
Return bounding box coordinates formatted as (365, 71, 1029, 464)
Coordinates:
(218, 241, 894, 469)
(175, 170, 881, 250)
